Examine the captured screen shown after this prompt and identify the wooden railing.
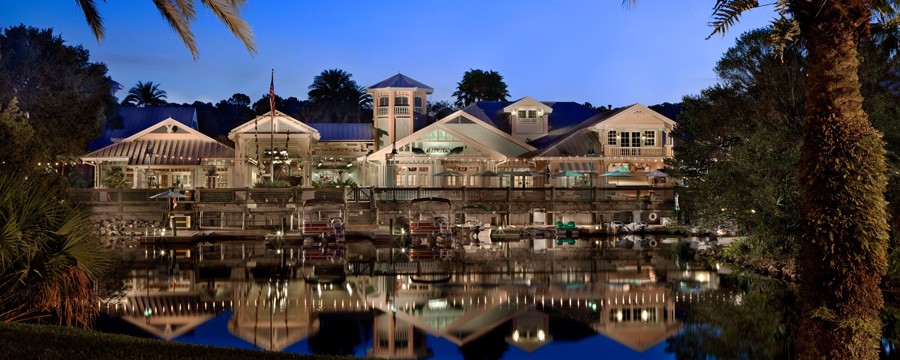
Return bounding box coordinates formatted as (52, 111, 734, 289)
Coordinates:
(376, 106, 389, 116)
(394, 106, 410, 115)
(71, 186, 675, 205)
(604, 146, 673, 157)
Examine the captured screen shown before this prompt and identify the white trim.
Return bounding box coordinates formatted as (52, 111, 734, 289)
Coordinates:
(123, 118, 218, 143)
(502, 96, 553, 114)
(227, 110, 320, 140)
(593, 103, 677, 129)
(367, 110, 534, 161)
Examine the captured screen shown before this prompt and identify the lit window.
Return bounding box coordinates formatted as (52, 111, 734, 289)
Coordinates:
(644, 131, 655, 146)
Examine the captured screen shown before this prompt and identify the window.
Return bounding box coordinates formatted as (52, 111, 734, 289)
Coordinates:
(378, 96, 389, 107)
(394, 96, 409, 106)
(644, 131, 655, 146)
(414, 97, 422, 107)
(517, 109, 538, 124)
(620, 132, 630, 147)
(608, 131, 617, 145)
(517, 110, 538, 118)
(631, 132, 641, 147)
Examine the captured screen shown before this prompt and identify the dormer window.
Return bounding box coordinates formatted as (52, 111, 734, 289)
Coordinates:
(517, 110, 538, 118)
(517, 109, 539, 123)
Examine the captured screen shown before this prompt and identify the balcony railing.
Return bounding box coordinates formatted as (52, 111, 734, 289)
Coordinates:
(604, 146, 673, 157)
(376, 107, 389, 116)
(394, 106, 410, 115)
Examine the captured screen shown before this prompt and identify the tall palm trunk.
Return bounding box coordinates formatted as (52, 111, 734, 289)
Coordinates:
(793, 1, 888, 359)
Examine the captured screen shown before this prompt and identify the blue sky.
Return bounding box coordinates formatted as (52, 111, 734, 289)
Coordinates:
(2, 1, 772, 107)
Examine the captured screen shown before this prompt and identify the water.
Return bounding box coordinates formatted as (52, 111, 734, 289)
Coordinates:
(98, 236, 892, 359)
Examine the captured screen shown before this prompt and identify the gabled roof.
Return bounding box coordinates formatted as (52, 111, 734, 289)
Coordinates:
(82, 118, 234, 165)
(228, 110, 320, 141)
(528, 103, 676, 158)
(89, 106, 198, 150)
(367, 110, 535, 161)
(502, 96, 553, 114)
(461, 100, 598, 134)
(308, 123, 373, 141)
(528, 107, 628, 157)
(367, 73, 434, 93)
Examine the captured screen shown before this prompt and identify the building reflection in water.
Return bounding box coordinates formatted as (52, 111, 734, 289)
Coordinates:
(111, 258, 724, 358)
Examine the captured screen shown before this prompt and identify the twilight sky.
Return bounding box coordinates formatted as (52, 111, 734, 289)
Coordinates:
(2, 1, 772, 107)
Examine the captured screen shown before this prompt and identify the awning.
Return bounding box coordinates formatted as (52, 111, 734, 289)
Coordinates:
(557, 162, 596, 173)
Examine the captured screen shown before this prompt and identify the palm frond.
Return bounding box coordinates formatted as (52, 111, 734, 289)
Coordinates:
(153, 0, 200, 59)
(708, 0, 760, 39)
(621, 0, 637, 10)
(872, 0, 900, 28)
(76, 0, 105, 41)
(768, 15, 801, 62)
(200, 0, 257, 55)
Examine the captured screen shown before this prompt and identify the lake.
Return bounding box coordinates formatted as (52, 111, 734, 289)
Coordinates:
(96, 236, 900, 359)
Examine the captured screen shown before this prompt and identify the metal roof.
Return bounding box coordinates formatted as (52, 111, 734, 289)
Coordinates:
(367, 73, 434, 92)
(307, 123, 373, 141)
(460, 101, 598, 134)
(82, 139, 234, 166)
(89, 107, 198, 150)
(528, 107, 630, 157)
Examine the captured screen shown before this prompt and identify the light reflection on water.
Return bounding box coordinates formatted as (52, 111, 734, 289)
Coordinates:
(103, 236, 805, 359)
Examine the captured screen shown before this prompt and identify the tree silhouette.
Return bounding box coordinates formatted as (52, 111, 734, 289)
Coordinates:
(307, 69, 371, 123)
(122, 81, 168, 107)
(625, 1, 899, 358)
(452, 69, 510, 108)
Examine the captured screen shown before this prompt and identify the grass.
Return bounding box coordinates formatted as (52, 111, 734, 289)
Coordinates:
(0, 321, 351, 360)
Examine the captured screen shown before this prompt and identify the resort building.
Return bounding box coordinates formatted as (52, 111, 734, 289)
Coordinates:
(364, 74, 676, 189)
(82, 117, 234, 189)
(81, 73, 676, 191)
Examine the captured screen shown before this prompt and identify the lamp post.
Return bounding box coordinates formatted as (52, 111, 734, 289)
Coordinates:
(145, 146, 154, 189)
(588, 148, 595, 188)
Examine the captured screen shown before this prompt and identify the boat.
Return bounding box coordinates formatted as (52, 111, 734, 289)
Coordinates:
(455, 204, 492, 245)
(300, 198, 347, 243)
(407, 197, 453, 247)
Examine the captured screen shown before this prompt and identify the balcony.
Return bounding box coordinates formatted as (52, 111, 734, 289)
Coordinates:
(605, 146, 673, 157)
(394, 106, 410, 115)
(377, 106, 389, 116)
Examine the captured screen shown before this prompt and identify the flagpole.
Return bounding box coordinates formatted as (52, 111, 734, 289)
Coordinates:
(269, 69, 275, 181)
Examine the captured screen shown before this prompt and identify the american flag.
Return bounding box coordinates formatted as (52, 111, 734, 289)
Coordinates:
(269, 69, 275, 116)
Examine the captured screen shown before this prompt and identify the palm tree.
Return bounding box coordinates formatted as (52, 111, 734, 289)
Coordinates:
(452, 69, 510, 108)
(307, 69, 371, 123)
(122, 81, 168, 107)
(75, 0, 255, 59)
(624, 1, 898, 358)
(0, 174, 109, 327)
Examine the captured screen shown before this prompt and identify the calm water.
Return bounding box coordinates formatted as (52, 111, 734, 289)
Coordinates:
(98, 236, 898, 359)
